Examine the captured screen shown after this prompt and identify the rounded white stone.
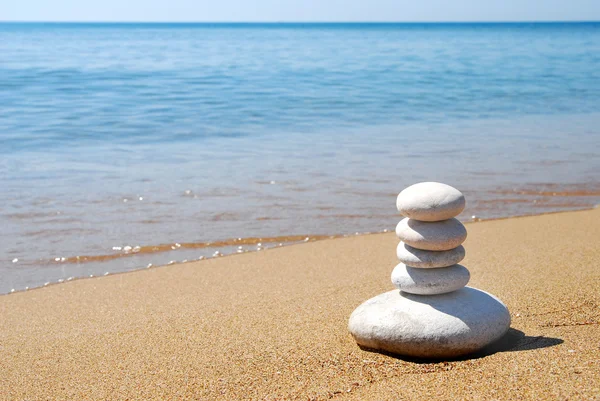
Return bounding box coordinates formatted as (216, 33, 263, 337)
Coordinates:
(397, 242, 465, 268)
(397, 182, 466, 221)
(396, 218, 467, 251)
(391, 263, 470, 295)
(348, 287, 511, 359)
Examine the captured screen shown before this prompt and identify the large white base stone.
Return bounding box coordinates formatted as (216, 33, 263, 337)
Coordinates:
(348, 287, 511, 359)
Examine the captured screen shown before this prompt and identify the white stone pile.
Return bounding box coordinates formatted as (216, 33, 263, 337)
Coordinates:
(348, 182, 511, 359)
(393, 182, 469, 295)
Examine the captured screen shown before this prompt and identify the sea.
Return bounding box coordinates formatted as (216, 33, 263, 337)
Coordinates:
(1, 22, 599, 294)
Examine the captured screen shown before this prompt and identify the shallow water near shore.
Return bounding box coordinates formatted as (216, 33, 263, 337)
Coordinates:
(1, 22, 600, 293)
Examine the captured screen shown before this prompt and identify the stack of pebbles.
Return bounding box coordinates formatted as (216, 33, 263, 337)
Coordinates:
(393, 182, 469, 295)
(349, 182, 511, 359)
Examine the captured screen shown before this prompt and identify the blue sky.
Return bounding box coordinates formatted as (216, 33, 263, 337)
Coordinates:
(2, 0, 600, 22)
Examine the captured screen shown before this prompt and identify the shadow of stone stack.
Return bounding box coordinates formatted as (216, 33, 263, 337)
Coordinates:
(348, 182, 511, 359)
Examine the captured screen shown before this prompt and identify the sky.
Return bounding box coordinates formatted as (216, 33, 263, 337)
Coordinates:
(1, 0, 600, 22)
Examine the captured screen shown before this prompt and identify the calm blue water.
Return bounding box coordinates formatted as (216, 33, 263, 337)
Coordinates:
(1, 22, 600, 293)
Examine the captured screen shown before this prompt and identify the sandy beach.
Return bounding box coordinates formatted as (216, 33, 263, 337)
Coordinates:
(1, 208, 599, 400)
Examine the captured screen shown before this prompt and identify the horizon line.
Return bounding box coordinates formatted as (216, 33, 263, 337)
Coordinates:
(2, 20, 600, 24)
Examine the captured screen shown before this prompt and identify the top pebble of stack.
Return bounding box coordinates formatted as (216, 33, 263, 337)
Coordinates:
(397, 182, 465, 222)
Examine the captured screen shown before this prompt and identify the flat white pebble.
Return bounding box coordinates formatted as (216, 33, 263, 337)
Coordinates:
(348, 288, 511, 358)
(391, 263, 470, 295)
(397, 242, 465, 268)
(396, 217, 467, 251)
(396, 182, 466, 221)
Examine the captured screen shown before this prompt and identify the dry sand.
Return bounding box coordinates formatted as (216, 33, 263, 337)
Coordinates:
(1, 208, 599, 400)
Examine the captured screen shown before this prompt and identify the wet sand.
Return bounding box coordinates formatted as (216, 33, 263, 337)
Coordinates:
(4, 179, 600, 294)
(1, 208, 599, 400)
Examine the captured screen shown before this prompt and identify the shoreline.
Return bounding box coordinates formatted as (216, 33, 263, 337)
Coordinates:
(4, 205, 598, 296)
(2, 207, 599, 399)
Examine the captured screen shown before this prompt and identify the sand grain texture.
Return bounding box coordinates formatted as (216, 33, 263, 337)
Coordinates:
(1, 209, 600, 400)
